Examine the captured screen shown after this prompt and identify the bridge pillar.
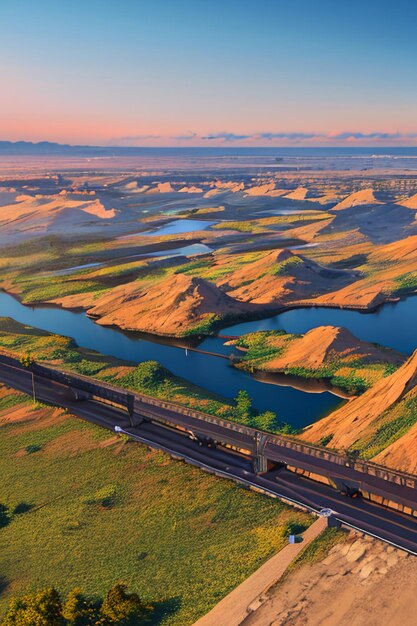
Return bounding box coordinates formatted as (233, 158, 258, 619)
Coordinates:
(126, 394, 135, 427)
(253, 432, 268, 474)
(253, 454, 268, 474)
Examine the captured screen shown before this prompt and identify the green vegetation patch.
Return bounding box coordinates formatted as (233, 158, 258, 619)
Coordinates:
(394, 271, 417, 294)
(0, 404, 312, 625)
(353, 396, 417, 459)
(270, 255, 304, 276)
(232, 329, 397, 395)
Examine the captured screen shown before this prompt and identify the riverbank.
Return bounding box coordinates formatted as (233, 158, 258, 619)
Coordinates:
(228, 326, 405, 395)
(0, 292, 341, 429)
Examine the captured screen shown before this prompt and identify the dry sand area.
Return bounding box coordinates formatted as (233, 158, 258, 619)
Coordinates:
(245, 532, 413, 626)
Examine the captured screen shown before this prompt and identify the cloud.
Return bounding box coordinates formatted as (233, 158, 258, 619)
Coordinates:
(171, 131, 198, 141)
(108, 130, 417, 146)
(201, 131, 417, 143)
(202, 132, 320, 141)
(108, 134, 162, 146)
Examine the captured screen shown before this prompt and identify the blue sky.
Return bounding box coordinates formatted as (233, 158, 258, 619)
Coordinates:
(1, 0, 417, 145)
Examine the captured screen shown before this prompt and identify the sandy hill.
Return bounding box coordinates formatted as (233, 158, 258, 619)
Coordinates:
(219, 249, 356, 305)
(301, 350, 417, 450)
(244, 183, 288, 197)
(0, 194, 117, 244)
(259, 325, 404, 372)
(146, 182, 174, 194)
(284, 187, 308, 200)
(81, 273, 256, 336)
(324, 200, 417, 244)
(312, 277, 389, 310)
(396, 192, 417, 209)
(370, 234, 417, 263)
(331, 188, 382, 211)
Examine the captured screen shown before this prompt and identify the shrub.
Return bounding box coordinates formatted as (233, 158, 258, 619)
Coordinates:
(19, 352, 35, 368)
(83, 485, 118, 509)
(132, 361, 168, 391)
(0, 503, 11, 528)
(252, 411, 276, 431)
(99, 583, 149, 624)
(183, 313, 220, 336)
(62, 588, 99, 626)
(1, 587, 64, 626)
(282, 521, 309, 537)
(25, 444, 42, 454)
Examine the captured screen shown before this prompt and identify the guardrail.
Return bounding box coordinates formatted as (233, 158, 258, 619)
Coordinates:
(1, 350, 417, 491)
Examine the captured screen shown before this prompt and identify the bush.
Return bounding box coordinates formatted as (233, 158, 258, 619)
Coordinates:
(1, 587, 64, 626)
(24, 444, 42, 454)
(1, 584, 151, 626)
(0, 503, 11, 528)
(282, 521, 309, 537)
(83, 485, 118, 509)
(62, 588, 99, 626)
(100, 583, 149, 624)
(183, 313, 220, 336)
(132, 361, 168, 391)
(19, 352, 35, 368)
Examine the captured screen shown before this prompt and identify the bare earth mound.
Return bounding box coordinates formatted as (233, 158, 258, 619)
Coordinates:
(82, 273, 257, 336)
(331, 188, 382, 211)
(301, 350, 417, 449)
(219, 249, 356, 305)
(259, 325, 403, 372)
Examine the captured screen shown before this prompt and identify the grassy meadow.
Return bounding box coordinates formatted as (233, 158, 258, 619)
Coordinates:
(0, 385, 312, 625)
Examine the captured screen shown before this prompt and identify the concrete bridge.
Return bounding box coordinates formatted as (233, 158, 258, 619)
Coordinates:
(2, 351, 417, 516)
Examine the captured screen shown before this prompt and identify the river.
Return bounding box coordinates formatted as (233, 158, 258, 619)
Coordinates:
(2, 292, 415, 427)
(0, 291, 340, 429)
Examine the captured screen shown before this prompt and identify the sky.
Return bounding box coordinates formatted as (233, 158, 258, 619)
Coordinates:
(1, 0, 417, 147)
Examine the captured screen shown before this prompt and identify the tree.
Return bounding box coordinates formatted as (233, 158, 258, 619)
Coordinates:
(19, 352, 35, 368)
(234, 390, 252, 422)
(0, 503, 11, 528)
(62, 588, 99, 626)
(99, 583, 147, 624)
(252, 411, 276, 432)
(133, 361, 167, 391)
(2, 587, 64, 626)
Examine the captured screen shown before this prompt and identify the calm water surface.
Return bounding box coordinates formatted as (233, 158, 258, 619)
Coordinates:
(0, 291, 340, 428)
(223, 297, 417, 355)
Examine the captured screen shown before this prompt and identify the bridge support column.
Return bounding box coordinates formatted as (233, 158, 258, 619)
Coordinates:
(253, 454, 268, 474)
(126, 394, 135, 427)
(253, 432, 268, 474)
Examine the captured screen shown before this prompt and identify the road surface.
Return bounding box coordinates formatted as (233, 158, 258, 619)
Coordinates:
(1, 361, 417, 553)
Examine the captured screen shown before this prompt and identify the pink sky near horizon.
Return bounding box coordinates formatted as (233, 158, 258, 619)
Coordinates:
(2, 1, 417, 148)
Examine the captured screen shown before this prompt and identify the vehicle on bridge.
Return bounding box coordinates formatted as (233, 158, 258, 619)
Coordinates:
(339, 483, 361, 499)
(188, 431, 216, 449)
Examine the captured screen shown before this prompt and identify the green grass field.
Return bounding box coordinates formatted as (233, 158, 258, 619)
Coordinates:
(0, 387, 312, 625)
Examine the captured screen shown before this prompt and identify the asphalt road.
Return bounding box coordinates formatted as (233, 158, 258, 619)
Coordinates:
(2, 362, 417, 554)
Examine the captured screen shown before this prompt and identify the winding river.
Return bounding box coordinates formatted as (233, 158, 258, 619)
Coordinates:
(0, 291, 340, 428)
(1, 291, 416, 428)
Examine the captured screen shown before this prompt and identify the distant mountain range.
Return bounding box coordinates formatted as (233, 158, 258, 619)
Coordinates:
(2, 141, 417, 158)
(0, 141, 129, 156)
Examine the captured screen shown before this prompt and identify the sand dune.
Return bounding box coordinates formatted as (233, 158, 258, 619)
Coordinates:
(219, 249, 356, 305)
(301, 350, 417, 449)
(259, 325, 403, 372)
(397, 192, 417, 209)
(68, 273, 257, 336)
(284, 186, 308, 200)
(331, 188, 382, 211)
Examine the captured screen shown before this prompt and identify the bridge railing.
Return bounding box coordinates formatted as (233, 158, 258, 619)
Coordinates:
(1, 350, 417, 490)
